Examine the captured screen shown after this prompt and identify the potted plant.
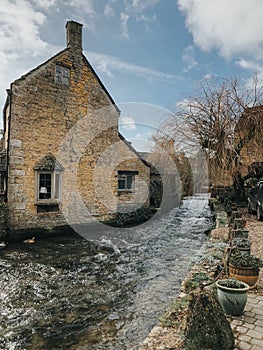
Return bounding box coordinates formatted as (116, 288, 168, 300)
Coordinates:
(216, 279, 250, 316)
(233, 238, 251, 255)
(228, 251, 263, 288)
(230, 210, 241, 223)
(231, 228, 249, 239)
(233, 218, 246, 229)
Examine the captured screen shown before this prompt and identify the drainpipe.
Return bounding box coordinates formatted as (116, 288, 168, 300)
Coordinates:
(4, 88, 12, 203)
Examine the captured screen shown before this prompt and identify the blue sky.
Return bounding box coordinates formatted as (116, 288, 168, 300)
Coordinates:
(1, 0, 263, 150)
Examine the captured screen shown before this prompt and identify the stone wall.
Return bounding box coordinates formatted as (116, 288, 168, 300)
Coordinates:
(0, 202, 7, 240)
(4, 25, 150, 234)
(237, 108, 263, 179)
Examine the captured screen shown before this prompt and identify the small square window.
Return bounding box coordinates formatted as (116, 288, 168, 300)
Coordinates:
(37, 171, 62, 201)
(55, 65, 70, 85)
(117, 171, 137, 191)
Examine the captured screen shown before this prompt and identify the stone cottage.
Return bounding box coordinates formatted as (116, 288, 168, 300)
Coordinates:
(236, 106, 263, 180)
(0, 21, 150, 240)
(209, 105, 263, 197)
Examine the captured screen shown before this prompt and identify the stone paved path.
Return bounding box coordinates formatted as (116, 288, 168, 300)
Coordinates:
(231, 209, 263, 350)
(230, 294, 263, 350)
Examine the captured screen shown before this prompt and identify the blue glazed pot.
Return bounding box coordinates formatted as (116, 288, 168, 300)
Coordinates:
(216, 279, 250, 316)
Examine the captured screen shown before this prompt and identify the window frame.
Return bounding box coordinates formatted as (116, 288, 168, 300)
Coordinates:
(35, 170, 62, 203)
(117, 171, 138, 192)
(55, 64, 70, 85)
(0, 172, 6, 194)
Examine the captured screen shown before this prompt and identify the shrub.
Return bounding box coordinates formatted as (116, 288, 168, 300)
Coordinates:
(229, 252, 263, 271)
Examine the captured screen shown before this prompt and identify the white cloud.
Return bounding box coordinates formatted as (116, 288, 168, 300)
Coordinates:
(87, 52, 115, 77)
(0, 0, 99, 108)
(88, 51, 178, 82)
(237, 59, 262, 72)
(177, 0, 263, 60)
(131, 0, 159, 12)
(104, 2, 115, 18)
(182, 45, 197, 72)
(120, 0, 159, 38)
(67, 0, 95, 15)
(0, 0, 63, 111)
(31, 0, 57, 11)
(237, 59, 263, 86)
(120, 115, 137, 131)
(0, 0, 47, 57)
(120, 12, 130, 39)
(136, 14, 157, 32)
(65, 0, 96, 27)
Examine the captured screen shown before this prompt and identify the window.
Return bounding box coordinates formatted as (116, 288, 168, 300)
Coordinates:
(34, 154, 64, 204)
(55, 64, 70, 85)
(37, 171, 61, 201)
(0, 173, 5, 194)
(117, 171, 138, 191)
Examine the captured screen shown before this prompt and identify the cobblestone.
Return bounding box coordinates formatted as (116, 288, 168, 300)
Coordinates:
(238, 342, 251, 350)
(229, 209, 263, 350)
(255, 320, 263, 327)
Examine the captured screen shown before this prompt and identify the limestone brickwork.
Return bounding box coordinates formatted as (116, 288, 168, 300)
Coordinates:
(208, 107, 263, 188)
(237, 107, 263, 179)
(2, 21, 150, 235)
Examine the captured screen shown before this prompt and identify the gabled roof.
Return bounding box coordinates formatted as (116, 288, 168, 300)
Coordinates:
(8, 47, 120, 114)
(237, 106, 263, 129)
(33, 154, 64, 171)
(118, 133, 150, 168)
(11, 48, 67, 85)
(82, 54, 120, 113)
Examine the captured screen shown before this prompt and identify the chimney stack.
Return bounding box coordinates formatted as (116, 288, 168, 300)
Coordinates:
(66, 21, 83, 50)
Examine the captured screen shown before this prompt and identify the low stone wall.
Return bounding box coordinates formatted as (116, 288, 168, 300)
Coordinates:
(116, 206, 155, 226)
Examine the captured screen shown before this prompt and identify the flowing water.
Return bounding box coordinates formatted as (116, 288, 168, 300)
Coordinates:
(0, 195, 214, 350)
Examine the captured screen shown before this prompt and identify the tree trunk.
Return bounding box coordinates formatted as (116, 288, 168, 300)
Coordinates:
(232, 170, 245, 201)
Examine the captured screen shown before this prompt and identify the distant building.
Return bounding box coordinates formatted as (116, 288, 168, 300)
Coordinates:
(208, 105, 263, 191)
(236, 106, 263, 180)
(0, 21, 150, 239)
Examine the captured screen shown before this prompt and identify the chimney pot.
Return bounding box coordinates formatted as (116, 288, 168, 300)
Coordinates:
(66, 21, 83, 50)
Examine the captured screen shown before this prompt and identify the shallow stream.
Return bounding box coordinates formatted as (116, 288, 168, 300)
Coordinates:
(0, 195, 214, 349)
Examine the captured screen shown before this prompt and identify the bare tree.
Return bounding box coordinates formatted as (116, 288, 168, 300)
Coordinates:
(157, 75, 263, 200)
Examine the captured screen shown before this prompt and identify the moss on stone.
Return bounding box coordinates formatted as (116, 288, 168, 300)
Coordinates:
(184, 288, 235, 350)
(159, 294, 190, 329)
(183, 272, 213, 293)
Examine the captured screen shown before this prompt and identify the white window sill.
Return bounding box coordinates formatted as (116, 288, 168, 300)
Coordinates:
(117, 190, 134, 194)
(35, 200, 61, 206)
